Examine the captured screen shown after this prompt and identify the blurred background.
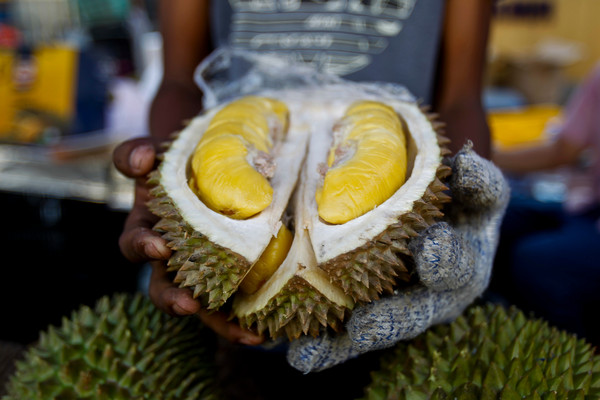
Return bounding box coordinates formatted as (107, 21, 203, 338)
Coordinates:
(0, 0, 158, 352)
(0, 0, 599, 386)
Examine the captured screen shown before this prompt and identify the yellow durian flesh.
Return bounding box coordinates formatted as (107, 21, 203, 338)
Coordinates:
(316, 101, 408, 224)
(236, 95, 290, 133)
(190, 134, 273, 219)
(201, 121, 271, 153)
(188, 96, 289, 219)
(212, 95, 289, 138)
(239, 224, 294, 295)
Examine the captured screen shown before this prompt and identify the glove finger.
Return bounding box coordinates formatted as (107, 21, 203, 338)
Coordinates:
(409, 222, 474, 291)
(347, 287, 434, 352)
(287, 332, 360, 373)
(448, 143, 509, 214)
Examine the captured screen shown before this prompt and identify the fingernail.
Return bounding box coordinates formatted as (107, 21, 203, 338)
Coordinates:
(130, 144, 153, 172)
(239, 334, 262, 346)
(144, 238, 169, 259)
(173, 303, 194, 315)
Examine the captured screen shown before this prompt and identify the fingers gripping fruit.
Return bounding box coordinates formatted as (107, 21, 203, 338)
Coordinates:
(147, 88, 451, 340)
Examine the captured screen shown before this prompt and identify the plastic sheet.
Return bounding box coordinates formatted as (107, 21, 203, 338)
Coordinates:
(194, 47, 416, 110)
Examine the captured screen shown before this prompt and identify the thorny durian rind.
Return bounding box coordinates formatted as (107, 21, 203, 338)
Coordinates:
(148, 85, 451, 339)
(3, 293, 219, 400)
(362, 304, 600, 399)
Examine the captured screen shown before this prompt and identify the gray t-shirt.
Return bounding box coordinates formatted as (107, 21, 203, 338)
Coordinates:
(210, 0, 445, 103)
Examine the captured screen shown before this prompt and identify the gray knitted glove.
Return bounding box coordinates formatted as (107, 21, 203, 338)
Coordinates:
(287, 144, 510, 373)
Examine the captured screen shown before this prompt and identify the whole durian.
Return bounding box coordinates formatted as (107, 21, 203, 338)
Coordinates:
(361, 304, 600, 400)
(2, 293, 219, 400)
(148, 85, 451, 340)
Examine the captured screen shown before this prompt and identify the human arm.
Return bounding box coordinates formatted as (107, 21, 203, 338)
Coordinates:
(492, 63, 600, 174)
(112, 0, 264, 345)
(434, 0, 493, 158)
(150, 0, 210, 140)
(492, 136, 583, 174)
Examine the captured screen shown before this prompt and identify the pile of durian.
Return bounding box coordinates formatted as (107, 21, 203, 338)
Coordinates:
(4, 296, 599, 399)
(148, 88, 452, 339)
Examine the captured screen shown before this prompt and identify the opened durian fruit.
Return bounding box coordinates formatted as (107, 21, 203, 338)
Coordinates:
(148, 86, 451, 340)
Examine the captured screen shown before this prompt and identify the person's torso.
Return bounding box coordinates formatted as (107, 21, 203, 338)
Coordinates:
(210, 0, 446, 104)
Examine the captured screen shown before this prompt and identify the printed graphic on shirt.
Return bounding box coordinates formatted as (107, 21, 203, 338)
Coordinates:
(228, 0, 418, 76)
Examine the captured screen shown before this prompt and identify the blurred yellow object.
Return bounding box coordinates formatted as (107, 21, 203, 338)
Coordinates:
(13, 114, 45, 143)
(0, 45, 78, 143)
(0, 51, 14, 135)
(488, 105, 562, 149)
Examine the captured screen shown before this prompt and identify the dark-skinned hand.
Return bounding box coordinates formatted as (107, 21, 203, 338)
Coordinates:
(112, 137, 264, 346)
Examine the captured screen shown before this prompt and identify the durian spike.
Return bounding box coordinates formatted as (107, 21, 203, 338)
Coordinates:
(3, 293, 220, 400)
(362, 304, 600, 399)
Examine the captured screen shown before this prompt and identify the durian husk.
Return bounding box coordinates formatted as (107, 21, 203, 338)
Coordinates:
(302, 105, 451, 306)
(147, 89, 452, 340)
(148, 175, 251, 309)
(3, 293, 219, 400)
(233, 119, 451, 339)
(148, 104, 307, 313)
(361, 304, 600, 400)
(236, 275, 350, 340)
(232, 212, 354, 339)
